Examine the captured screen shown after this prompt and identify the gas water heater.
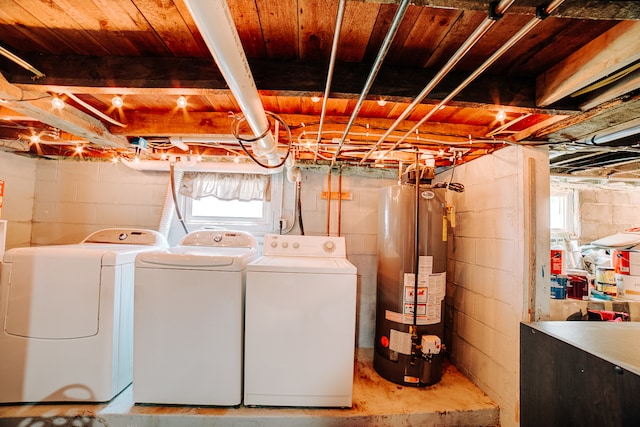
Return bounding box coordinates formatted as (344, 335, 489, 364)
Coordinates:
(374, 166, 447, 386)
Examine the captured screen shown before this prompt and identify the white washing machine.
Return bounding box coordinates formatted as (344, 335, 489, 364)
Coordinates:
(244, 233, 357, 407)
(133, 229, 259, 406)
(0, 228, 168, 403)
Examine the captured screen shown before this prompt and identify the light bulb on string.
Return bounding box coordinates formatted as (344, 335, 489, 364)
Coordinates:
(111, 96, 124, 108)
(51, 96, 64, 110)
(177, 96, 188, 109)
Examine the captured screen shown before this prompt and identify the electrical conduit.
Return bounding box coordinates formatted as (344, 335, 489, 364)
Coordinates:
(384, 0, 566, 153)
(359, 0, 516, 165)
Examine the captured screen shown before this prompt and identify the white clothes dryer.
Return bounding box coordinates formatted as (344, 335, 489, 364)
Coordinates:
(244, 233, 357, 407)
(133, 230, 259, 406)
(0, 228, 168, 403)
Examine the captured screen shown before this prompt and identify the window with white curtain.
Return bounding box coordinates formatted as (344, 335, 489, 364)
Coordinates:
(179, 172, 281, 232)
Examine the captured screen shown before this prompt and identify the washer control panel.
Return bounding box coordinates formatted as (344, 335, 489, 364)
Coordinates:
(180, 230, 258, 248)
(83, 228, 168, 246)
(263, 234, 346, 258)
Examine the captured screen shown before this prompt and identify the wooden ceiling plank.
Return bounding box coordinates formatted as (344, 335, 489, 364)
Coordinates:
(256, 0, 298, 59)
(11, 0, 111, 56)
(0, 72, 128, 148)
(298, 0, 339, 63)
(46, 0, 141, 56)
(132, 0, 202, 57)
(0, 2, 82, 55)
(393, 6, 460, 67)
(536, 20, 640, 107)
(226, 0, 266, 58)
(341, 1, 380, 62)
(91, 0, 175, 56)
(423, 9, 485, 70)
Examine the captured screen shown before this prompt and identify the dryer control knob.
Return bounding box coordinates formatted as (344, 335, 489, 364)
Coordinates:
(282, 242, 289, 248)
(324, 240, 336, 252)
(213, 234, 223, 242)
(271, 241, 278, 248)
(293, 242, 299, 249)
(119, 233, 128, 241)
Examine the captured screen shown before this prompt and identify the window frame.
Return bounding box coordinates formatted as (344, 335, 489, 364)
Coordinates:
(181, 171, 283, 235)
(550, 189, 575, 235)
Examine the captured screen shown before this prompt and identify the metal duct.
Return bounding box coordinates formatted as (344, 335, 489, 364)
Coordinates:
(359, 0, 516, 165)
(182, 0, 280, 166)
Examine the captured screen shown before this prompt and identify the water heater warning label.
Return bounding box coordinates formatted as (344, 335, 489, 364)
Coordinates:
(385, 256, 446, 325)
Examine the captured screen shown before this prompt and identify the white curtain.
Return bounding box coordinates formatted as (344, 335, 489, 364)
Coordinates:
(179, 172, 270, 201)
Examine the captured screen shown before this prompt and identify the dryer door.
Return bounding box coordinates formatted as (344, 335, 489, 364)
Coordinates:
(4, 249, 102, 338)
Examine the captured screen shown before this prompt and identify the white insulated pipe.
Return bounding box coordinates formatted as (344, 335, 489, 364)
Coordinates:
(182, 0, 280, 166)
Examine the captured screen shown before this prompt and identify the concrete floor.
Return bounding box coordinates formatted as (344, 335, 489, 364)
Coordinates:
(0, 349, 499, 427)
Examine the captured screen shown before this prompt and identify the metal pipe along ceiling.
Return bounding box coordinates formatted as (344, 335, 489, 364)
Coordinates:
(381, 0, 566, 157)
(330, 0, 411, 167)
(182, 0, 280, 166)
(315, 0, 347, 163)
(359, 0, 516, 165)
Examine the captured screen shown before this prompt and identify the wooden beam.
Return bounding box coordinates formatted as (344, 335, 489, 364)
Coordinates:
(0, 72, 128, 148)
(109, 110, 489, 142)
(3, 55, 553, 111)
(579, 66, 640, 111)
(536, 21, 640, 107)
(360, 0, 640, 20)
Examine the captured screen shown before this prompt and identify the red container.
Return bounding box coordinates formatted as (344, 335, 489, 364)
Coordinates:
(567, 274, 589, 300)
(551, 249, 564, 275)
(613, 250, 630, 275)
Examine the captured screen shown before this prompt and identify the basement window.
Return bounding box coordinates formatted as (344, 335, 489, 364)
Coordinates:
(180, 171, 281, 233)
(550, 190, 574, 235)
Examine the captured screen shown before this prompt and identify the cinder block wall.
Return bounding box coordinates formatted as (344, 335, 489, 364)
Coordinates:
(442, 146, 550, 427)
(0, 151, 36, 249)
(573, 184, 640, 244)
(31, 159, 168, 245)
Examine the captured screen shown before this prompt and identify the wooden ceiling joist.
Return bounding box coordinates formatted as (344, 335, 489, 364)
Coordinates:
(0, 72, 128, 148)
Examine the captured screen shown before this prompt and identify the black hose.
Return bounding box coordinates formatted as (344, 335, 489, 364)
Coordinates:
(297, 180, 305, 235)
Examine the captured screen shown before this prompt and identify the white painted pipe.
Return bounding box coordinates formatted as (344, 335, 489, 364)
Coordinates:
(182, 0, 280, 166)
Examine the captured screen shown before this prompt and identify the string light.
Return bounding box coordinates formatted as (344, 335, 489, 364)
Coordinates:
(377, 98, 387, 107)
(75, 145, 83, 154)
(111, 96, 123, 108)
(176, 96, 187, 109)
(496, 110, 506, 121)
(310, 96, 321, 103)
(30, 135, 40, 144)
(51, 97, 64, 110)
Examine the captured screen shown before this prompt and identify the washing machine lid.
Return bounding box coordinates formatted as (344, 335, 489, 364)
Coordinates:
(3, 243, 166, 266)
(247, 255, 357, 274)
(135, 246, 258, 270)
(3, 247, 103, 339)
